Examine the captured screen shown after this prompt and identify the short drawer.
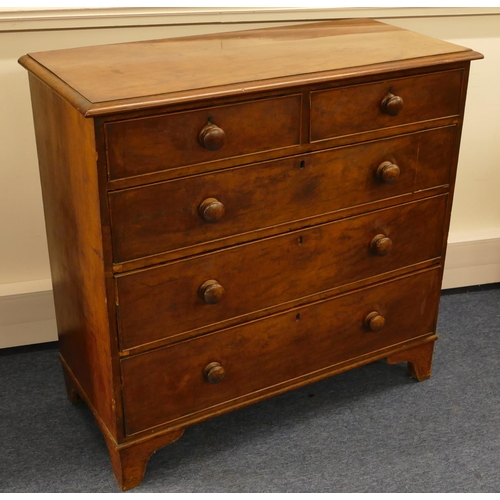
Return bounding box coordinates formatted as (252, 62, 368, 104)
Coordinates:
(121, 267, 441, 434)
(106, 95, 302, 180)
(109, 126, 455, 263)
(116, 195, 447, 350)
(310, 69, 463, 142)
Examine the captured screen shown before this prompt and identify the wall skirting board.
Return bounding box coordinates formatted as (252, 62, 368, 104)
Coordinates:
(442, 233, 500, 290)
(1, 238, 499, 349)
(0, 279, 56, 349)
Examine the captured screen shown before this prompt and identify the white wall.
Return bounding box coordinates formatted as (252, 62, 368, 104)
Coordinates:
(1, 8, 499, 348)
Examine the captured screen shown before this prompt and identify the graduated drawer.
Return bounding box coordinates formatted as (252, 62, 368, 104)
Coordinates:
(106, 95, 301, 180)
(310, 69, 463, 142)
(109, 126, 455, 264)
(121, 267, 441, 435)
(116, 195, 446, 350)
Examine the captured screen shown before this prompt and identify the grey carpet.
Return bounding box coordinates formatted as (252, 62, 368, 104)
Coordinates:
(1, 286, 499, 492)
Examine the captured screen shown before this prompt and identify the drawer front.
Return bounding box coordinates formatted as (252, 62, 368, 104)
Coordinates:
(110, 127, 455, 264)
(310, 69, 463, 142)
(116, 195, 446, 350)
(106, 95, 302, 180)
(121, 268, 441, 434)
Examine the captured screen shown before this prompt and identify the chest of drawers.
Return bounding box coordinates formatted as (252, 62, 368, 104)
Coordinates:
(19, 19, 482, 490)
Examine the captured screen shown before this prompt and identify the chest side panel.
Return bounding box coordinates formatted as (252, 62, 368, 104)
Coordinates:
(27, 74, 120, 439)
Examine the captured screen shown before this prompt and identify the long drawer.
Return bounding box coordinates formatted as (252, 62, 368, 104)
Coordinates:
(109, 126, 455, 263)
(116, 195, 447, 350)
(106, 94, 302, 180)
(310, 69, 463, 142)
(121, 267, 441, 435)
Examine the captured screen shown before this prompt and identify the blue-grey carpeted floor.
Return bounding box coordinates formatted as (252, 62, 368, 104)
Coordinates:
(1, 286, 499, 492)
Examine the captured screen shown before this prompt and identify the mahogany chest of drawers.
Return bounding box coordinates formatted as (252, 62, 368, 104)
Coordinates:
(19, 20, 482, 490)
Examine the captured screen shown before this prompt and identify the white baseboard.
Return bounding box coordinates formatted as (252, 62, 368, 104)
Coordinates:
(0, 282, 57, 349)
(1, 236, 499, 349)
(442, 234, 500, 289)
(0, 318, 57, 349)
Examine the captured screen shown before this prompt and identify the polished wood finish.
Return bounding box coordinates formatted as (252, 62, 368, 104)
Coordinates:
(107, 428, 185, 491)
(19, 20, 481, 116)
(105, 94, 301, 180)
(198, 279, 225, 305)
(377, 161, 400, 184)
(203, 362, 226, 384)
(116, 196, 446, 350)
(20, 20, 481, 490)
(310, 69, 464, 142)
(109, 127, 455, 265)
(198, 197, 225, 223)
(380, 91, 404, 116)
(199, 122, 226, 151)
(121, 268, 441, 435)
(364, 311, 386, 332)
(386, 340, 436, 381)
(370, 233, 394, 256)
(27, 74, 120, 438)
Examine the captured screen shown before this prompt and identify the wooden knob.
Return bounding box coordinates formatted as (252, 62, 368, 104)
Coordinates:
(380, 92, 404, 116)
(199, 198, 225, 223)
(377, 161, 400, 184)
(364, 311, 386, 332)
(203, 362, 225, 384)
(370, 234, 393, 256)
(199, 123, 226, 151)
(198, 279, 225, 304)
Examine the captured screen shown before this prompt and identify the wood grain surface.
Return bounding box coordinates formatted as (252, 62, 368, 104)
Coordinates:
(19, 19, 482, 490)
(310, 69, 463, 141)
(28, 74, 120, 438)
(109, 126, 455, 264)
(106, 94, 301, 180)
(18, 20, 482, 116)
(121, 267, 441, 435)
(116, 195, 447, 350)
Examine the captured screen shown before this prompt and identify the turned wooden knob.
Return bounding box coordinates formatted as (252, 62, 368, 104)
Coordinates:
(370, 234, 393, 256)
(198, 279, 225, 304)
(364, 311, 386, 332)
(203, 362, 226, 384)
(199, 123, 226, 151)
(377, 161, 400, 184)
(199, 197, 225, 223)
(380, 92, 404, 116)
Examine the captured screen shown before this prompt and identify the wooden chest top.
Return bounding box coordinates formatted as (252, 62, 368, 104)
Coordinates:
(18, 19, 481, 116)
